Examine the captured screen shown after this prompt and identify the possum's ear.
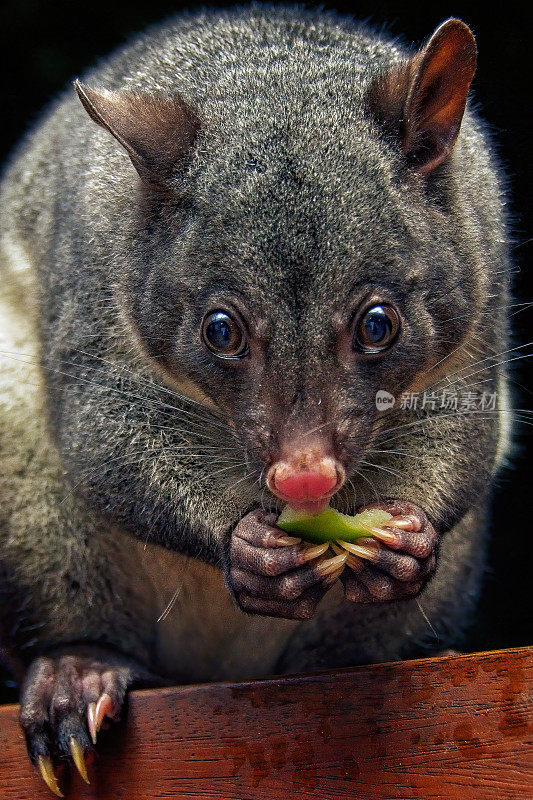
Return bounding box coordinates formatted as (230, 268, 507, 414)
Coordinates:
(367, 19, 476, 175)
(74, 80, 200, 190)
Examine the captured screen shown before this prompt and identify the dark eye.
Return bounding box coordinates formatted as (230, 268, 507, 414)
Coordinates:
(354, 304, 400, 353)
(202, 311, 248, 358)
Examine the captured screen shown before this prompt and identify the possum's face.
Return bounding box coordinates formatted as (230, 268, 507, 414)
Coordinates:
(125, 135, 476, 514)
(77, 19, 477, 512)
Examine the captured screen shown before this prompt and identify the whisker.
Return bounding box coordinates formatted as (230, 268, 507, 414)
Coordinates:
(359, 459, 404, 480)
(350, 468, 380, 505)
(71, 346, 227, 420)
(0, 350, 236, 436)
(225, 471, 259, 494)
(372, 408, 533, 451)
(416, 599, 439, 642)
(418, 339, 533, 395)
(366, 447, 412, 457)
(300, 420, 334, 438)
(157, 584, 184, 623)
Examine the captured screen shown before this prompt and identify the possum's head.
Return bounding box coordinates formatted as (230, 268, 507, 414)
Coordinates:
(77, 19, 478, 513)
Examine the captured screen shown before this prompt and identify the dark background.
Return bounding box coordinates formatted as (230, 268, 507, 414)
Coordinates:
(0, 1, 531, 702)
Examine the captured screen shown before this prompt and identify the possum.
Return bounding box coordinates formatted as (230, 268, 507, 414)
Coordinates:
(0, 5, 511, 794)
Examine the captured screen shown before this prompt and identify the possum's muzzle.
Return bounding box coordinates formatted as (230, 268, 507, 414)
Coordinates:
(266, 448, 345, 513)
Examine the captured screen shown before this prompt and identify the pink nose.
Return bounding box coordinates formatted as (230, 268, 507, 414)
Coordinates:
(274, 470, 337, 502)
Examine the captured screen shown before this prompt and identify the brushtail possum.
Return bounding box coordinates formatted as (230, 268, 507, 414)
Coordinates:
(0, 5, 511, 793)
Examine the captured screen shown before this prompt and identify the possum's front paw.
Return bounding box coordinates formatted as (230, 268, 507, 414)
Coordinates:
(341, 500, 438, 603)
(19, 644, 152, 796)
(228, 509, 346, 620)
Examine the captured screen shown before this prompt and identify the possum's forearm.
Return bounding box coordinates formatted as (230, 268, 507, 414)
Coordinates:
(0, 430, 157, 667)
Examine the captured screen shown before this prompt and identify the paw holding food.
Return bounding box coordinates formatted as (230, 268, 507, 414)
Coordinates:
(229, 509, 349, 620)
(277, 500, 439, 604)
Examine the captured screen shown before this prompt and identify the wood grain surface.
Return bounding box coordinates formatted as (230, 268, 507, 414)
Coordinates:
(0, 647, 531, 799)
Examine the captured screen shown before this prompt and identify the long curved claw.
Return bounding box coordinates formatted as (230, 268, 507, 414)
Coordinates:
(302, 542, 330, 561)
(91, 691, 115, 740)
(38, 755, 63, 797)
(69, 736, 90, 784)
(368, 526, 398, 545)
(87, 701, 98, 745)
(336, 539, 378, 561)
(95, 692, 115, 726)
(387, 515, 419, 529)
(315, 553, 347, 575)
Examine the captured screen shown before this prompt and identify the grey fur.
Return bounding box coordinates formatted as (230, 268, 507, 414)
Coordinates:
(0, 3, 511, 686)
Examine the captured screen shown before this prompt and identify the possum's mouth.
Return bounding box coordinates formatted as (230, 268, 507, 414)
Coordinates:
(268, 492, 335, 515)
(265, 455, 345, 514)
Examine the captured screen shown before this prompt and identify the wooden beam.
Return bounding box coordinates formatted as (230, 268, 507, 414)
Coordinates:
(0, 647, 531, 799)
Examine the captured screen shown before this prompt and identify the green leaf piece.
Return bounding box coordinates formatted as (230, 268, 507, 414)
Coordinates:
(277, 505, 393, 544)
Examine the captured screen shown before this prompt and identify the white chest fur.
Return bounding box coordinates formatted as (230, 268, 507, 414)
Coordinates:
(133, 538, 299, 682)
